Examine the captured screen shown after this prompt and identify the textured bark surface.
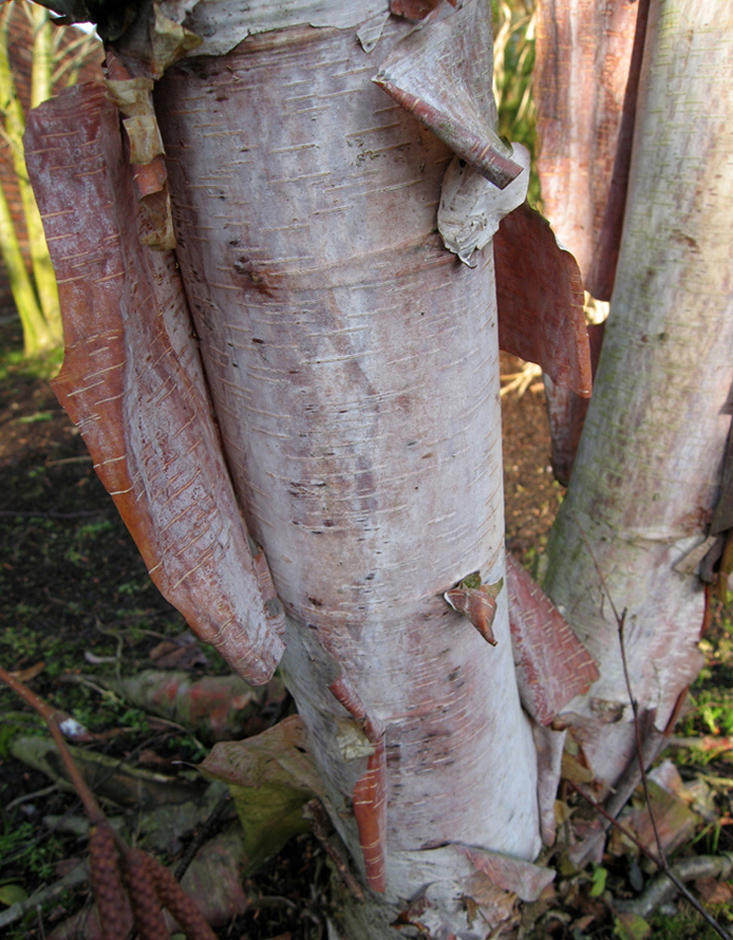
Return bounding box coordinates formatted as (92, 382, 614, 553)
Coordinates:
(543, 0, 733, 799)
(24, 4, 603, 934)
(25, 84, 285, 685)
(153, 23, 545, 924)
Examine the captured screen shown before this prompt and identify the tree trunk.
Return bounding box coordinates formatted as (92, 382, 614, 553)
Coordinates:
(156, 13, 545, 935)
(542, 0, 733, 841)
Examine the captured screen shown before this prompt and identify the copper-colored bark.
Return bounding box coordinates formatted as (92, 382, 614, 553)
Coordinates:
(375, 0, 523, 188)
(535, 0, 645, 298)
(24, 84, 285, 684)
(330, 674, 387, 892)
(506, 553, 599, 726)
(389, 0, 447, 19)
(495, 202, 591, 398)
(444, 584, 500, 645)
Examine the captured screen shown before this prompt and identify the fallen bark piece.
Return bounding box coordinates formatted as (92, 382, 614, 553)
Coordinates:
(107, 670, 285, 744)
(506, 553, 599, 726)
(24, 83, 285, 685)
(10, 734, 204, 809)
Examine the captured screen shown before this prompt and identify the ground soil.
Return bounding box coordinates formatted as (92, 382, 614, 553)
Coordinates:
(2, 310, 730, 940)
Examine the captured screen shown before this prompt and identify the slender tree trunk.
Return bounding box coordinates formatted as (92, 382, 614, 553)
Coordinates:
(0, 174, 47, 349)
(0, 3, 61, 355)
(542, 0, 733, 832)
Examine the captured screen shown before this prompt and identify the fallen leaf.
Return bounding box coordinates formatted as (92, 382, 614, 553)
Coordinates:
(694, 876, 733, 905)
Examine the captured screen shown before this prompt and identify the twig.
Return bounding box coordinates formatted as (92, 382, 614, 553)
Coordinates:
(569, 514, 731, 939)
(173, 788, 232, 882)
(568, 780, 731, 939)
(617, 853, 733, 919)
(306, 799, 364, 902)
(0, 509, 100, 518)
(6, 782, 60, 811)
(572, 514, 667, 864)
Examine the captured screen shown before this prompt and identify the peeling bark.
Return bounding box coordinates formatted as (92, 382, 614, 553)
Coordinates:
(534, 0, 644, 295)
(151, 20, 542, 932)
(24, 1, 620, 934)
(25, 84, 285, 684)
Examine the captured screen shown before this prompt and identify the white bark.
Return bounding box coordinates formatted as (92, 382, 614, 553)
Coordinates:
(543, 0, 733, 798)
(149, 8, 544, 934)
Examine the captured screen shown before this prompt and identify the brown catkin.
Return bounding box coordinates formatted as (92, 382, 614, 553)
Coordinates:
(88, 822, 129, 940)
(121, 847, 169, 940)
(142, 852, 217, 940)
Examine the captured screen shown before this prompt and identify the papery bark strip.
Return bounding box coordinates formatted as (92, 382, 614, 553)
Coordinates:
(543, 321, 605, 485)
(330, 673, 387, 891)
(534, 0, 642, 291)
(494, 202, 591, 397)
(374, 0, 522, 188)
(506, 553, 598, 727)
(25, 83, 285, 684)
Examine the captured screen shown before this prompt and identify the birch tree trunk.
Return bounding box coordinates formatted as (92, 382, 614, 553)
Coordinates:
(542, 0, 733, 843)
(153, 13, 544, 937)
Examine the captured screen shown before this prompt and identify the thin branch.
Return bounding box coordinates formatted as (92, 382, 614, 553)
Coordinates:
(569, 512, 730, 939)
(173, 788, 232, 883)
(0, 860, 89, 930)
(571, 514, 666, 859)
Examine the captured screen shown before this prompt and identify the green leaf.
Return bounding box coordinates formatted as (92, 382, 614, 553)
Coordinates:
(614, 912, 652, 940)
(0, 882, 28, 906)
(589, 865, 607, 897)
